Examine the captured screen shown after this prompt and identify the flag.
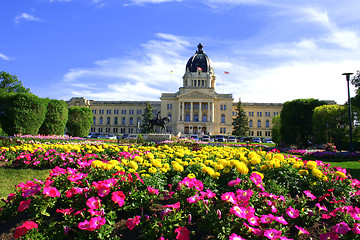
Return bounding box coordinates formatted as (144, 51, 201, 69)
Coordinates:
(224, 71, 229, 74)
(197, 67, 202, 71)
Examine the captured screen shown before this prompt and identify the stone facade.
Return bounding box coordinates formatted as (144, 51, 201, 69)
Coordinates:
(67, 44, 283, 138)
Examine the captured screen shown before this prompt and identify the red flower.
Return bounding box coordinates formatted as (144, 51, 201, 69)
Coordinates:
(175, 226, 190, 240)
(14, 221, 38, 239)
(18, 199, 31, 212)
(126, 215, 141, 230)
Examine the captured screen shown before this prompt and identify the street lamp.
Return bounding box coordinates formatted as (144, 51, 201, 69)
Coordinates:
(342, 72, 354, 152)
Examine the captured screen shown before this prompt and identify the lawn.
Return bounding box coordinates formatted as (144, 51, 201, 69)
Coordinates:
(323, 160, 360, 180)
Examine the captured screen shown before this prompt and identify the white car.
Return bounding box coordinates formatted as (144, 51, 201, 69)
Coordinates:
(228, 136, 237, 142)
(104, 134, 116, 139)
(252, 137, 261, 143)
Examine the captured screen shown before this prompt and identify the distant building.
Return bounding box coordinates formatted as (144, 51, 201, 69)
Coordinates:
(68, 43, 285, 137)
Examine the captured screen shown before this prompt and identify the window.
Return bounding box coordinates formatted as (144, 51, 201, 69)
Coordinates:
(107, 117, 111, 125)
(168, 113, 172, 122)
(122, 110, 126, 114)
(224, 105, 226, 110)
(266, 120, 270, 128)
(221, 114, 225, 123)
(92, 110, 97, 114)
(98, 127, 103, 133)
(122, 117, 126, 125)
(257, 112, 262, 117)
(114, 117, 118, 125)
(185, 114, 190, 122)
(194, 115, 198, 122)
(114, 110, 119, 114)
(107, 110, 111, 114)
(137, 110, 142, 115)
(257, 120, 261, 128)
(220, 105, 223, 110)
(202, 115, 207, 122)
(249, 112, 254, 117)
(129, 110, 134, 114)
(93, 117, 96, 124)
(257, 131, 262, 136)
(137, 117, 141, 127)
(130, 117, 133, 125)
(100, 117, 103, 125)
(99, 110, 104, 114)
(249, 120, 253, 127)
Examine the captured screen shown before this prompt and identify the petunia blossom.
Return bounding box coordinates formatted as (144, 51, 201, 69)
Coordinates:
(352, 223, 360, 234)
(111, 191, 126, 207)
(175, 226, 190, 240)
(18, 199, 31, 212)
(319, 232, 339, 240)
(126, 215, 141, 230)
(295, 225, 309, 235)
(86, 197, 101, 209)
(14, 221, 38, 239)
(285, 206, 299, 219)
(264, 228, 282, 239)
(43, 186, 61, 197)
(332, 222, 351, 234)
(229, 233, 246, 240)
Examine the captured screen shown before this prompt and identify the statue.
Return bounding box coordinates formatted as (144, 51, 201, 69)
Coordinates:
(149, 112, 170, 133)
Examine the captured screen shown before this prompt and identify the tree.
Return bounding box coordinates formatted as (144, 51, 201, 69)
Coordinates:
(232, 100, 249, 136)
(0, 71, 30, 93)
(66, 107, 92, 137)
(312, 104, 348, 149)
(0, 93, 47, 135)
(141, 102, 155, 134)
(39, 99, 69, 135)
(271, 114, 281, 144)
(280, 98, 326, 148)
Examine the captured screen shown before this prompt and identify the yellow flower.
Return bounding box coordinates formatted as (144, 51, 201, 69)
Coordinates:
(148, 167, 157, 174)
(312, 169, 323, 179)
(128, 161, 139, 171)
(187, 173, 196, 179)
(298, 170, 309, 176)
(306, 161, 317, 170)
(173, 162, 184, 172)
(235, 162, 249, 174)
(151, 159, 162, 168)
(260, 165, 268, 171)
(334, 171, 346, 178)
(133, 156, 144, 163)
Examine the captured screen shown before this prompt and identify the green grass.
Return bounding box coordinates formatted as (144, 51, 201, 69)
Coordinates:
(0, 168, 49, 207)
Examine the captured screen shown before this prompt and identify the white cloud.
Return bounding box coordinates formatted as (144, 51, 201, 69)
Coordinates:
(0, 53, 11, 61)
(14, 13, 41, 24)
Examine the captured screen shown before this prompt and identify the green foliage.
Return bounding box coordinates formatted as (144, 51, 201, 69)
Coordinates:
(141, 101, 155, 134)
(271, 114, 281, 144)
(66, 106, 93, 137)
(39, 99, 69, 135)
(232, 100, 249, 136)
(0, 93, 47, 135)
(0, 71, 30, 93)
(313, 104, 348, 149)
(280, 98, 326, 147)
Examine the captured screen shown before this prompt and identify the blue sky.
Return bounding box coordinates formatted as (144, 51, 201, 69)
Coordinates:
(1, 0, 360, 104)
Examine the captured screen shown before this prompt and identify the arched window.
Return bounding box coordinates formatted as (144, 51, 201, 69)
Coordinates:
(122, 117, 126, 125)
(194, 115, 198, 122)
(114, 117, 118, 125)
(249, 120, 253, 127)
(202, 115, 207, 122)
(93, 117, 96, 124)
(257, 120, 261, 128)
(137, 117, 141, 127)
(100, 117, 103, 125)
(130, 117, 133, 125)
(107, 117, 111, 125)
(266, 120, 270, 128)
(185, 114, 190, 122)
(221, 114, 225, 123)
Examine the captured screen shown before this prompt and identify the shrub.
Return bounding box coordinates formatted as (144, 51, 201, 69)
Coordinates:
(39, 99, 68, 135)
(66, 107, 93, 137)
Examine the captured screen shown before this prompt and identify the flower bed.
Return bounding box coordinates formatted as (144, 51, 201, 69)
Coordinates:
(287, 149, 360, 161)
(1, 141, 360, 239)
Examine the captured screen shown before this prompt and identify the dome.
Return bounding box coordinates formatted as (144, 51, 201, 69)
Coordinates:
(186, 43, 212, 73)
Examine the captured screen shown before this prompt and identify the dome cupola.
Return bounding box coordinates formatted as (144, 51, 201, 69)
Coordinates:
(185, 43, 212, 73)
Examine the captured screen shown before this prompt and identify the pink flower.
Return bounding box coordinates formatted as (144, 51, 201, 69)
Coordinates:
(247, 215, 260, 226)
(331, 222, 351, 234)
(315, 203, 328, 212)
(126, 215, 141, 230)
(56, 208, 74, 216)
(111, 191, 126, 207)
(187, 194, 200, 203)
(43, 186, 61, 197)
(319, 232, 339, 240)
(264, 229, 282, 239)
(230, 206, 254, 219)
(89, 216, 106, 230)
(260, 214, 275, 224)
(228, 178, 242, 186)
(295, 225, 309, 235)
(285, 206, 299, 218)
(175, 226, 190, 240)
(164, 202, 180, 209)
(18, 199, 31, 212)
(148, 186, 159, 195)
(303, 190, 316, 200)
(221, 192, 237, 205)
(275, 216, 288, 225)
(352, 223, 360, 234)
(78, 220, 94, 231)
(86, 197, 101, 209)
(14, 221, 38, 239)
(347, 206, 360, 220)
(229, 233, 246, 240)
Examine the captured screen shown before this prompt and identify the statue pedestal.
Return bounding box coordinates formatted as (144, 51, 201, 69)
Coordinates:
(143, 134, 172, 142)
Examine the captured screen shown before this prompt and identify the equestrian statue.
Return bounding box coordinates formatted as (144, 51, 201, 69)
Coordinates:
(149, 112, 170, 133)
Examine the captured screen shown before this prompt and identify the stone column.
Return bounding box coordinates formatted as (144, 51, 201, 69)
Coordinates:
(178, 101, 181, 121)
(211, 102, 215, 122)
(181, 101, 185, 122)
(190, 101, 193, 122)
(199, 101, 202, 123)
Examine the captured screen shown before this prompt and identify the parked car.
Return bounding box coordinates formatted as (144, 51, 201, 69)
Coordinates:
(121, 133, 130, 139)
(201, 135, 211, 141)
(252, 137, 261, 143)
(215, 135, 226, 142)
(91, 133, 103, 138)
(190, 135, 199, 140)
(129, 134, 137, 140)
(228, 136, 237, 142)
(104, 134, 116, 139)
(264, 138, 274, 144)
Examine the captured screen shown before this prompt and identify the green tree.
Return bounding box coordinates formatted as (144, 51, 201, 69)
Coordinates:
(280, 98, 326, 148)
(312, 104, 348, 149)
(66, 107, 92, 137)
(0, 93, 46, 135)
(232, 100, 249, 136)
(141, 102, 155, 134)
(0, 71, 30, 93)
(271, 114, 281, 144)
(39, 99, 69, 135)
